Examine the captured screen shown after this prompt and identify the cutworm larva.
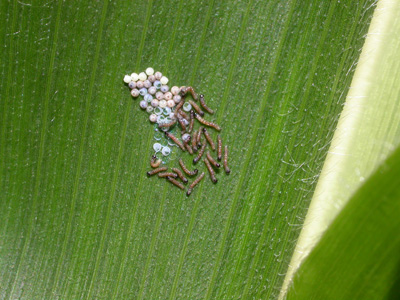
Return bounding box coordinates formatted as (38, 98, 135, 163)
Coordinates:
(147, 166, 168, 176)
(189, 100, 204, 117)
(206, 151, 220, 168)
(179, 158, 198, 176)
(150, 155, 162, 168)
(172, 167, 188, 183)
(165, 132, 186, 151)
(193, 139, 207, 164)
(217, 135, 222, 161)
(166, 176, 185, 190)
(194, 113, 221, 131)
(199, 94, 214, 114)
(186, 172, 205, 196)
(224, 145, 231, 174)
(202, 127, 216, 150)
(204, 158, 218, 183)
(158, 172, 178, 178)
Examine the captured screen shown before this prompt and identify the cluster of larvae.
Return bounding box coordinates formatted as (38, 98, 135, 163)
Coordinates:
(124, 68, 230, 196)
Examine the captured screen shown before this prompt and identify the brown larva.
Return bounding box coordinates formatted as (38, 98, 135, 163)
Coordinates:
(206, 151, 220, 168)
(224, 145, 231, 174)
(172, 168, 188, 183)
(204, 158, 218, 183)
(184, 141, 194, 154)
(177, 114, 187, 132)
(196, 127, 203, 148)
(158, 172, 178, 178)
(178, 109, 189, 120)
(174, 100, 185, 116)
(186, 172, 205, 196)
(202, 128, 216, 151)
(150, 155, 162, 168)
(166, 176, 185, 190)
(165, 132, 186, 151)
(147, 166, 168, 176)
(193, 139, 207, 164)
(179, 158, 198, 176)
(194, 113, 221, 131)
(188, 110, 195, 133)
(158, 118, 177, 128)
(191, 130, 198, 152)
(217, 135, 222, 161)
(189, 100, 204, 117)
(180, 86, 198, 100)
(199, 94, 214, 114)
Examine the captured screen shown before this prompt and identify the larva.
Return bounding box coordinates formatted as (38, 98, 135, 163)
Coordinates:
(158, 172, 178, 178)
(188, 110, 195, 133)
(179, 158, 198, 176)
(189, 100, 204, 117)
(191, 130, 198, 152)
(158, 118, 177, 128)
(194, 113, 221, 131)
(150, 155, 162, 168)
(186, 172, 205, 196)
(172, 168, 188, 183)
(202, 128, 216, 150)
(199, 94, 214, 114)
(224, 145, 231, 174)
(147, 166, 168, 176)
(177, 114, 187, 132)
(166, 176, 185, 190)
(204, 158, 218, 183)
(217, 135, 222, 161)
(174, 100, 185, 116)
(196, 127, 203, 148)
(185, 142, 194, 154)
(193, 139, 207, 164)
(165, 132, 186, 151)
(178, 109, 189, 120)
(206, 151, 220, 168)
(180, 86, 198, 100)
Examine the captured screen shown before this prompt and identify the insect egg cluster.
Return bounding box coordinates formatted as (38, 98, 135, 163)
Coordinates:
(123, 68, 231, 196)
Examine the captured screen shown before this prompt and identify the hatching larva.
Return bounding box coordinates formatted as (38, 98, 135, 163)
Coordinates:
(180, 86, 198, 100)
(188, 110, 195, 133)
(179, 158, 198, 176)
(189, 100, 204, 117)
(165, 132, 186, 151)
(206, 151, 220, 168)
(177, 114, 187, 132)
(166, 176, 185, 190)
(186, 172, 205, 196)
(150, 155, 162, 168)
(202, 128, 216, 151)
(193, 139, 207, 164)
(172, 168, 188, 183)
(158, 118, 177, 128)
(194, 113, 221, 131)
(158, 172, 178, 178)
(217, 135, 222, 161)
(224, 145, 231, 174)
(199, 94, 214, 114)
(204, 158, 218, 183)
(147, 166, 168, 176)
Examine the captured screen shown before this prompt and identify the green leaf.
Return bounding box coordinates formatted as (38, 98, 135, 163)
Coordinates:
(285, 145, 400, 300)
(0, 0, 380, 299)
(281, 0, 400, 298)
